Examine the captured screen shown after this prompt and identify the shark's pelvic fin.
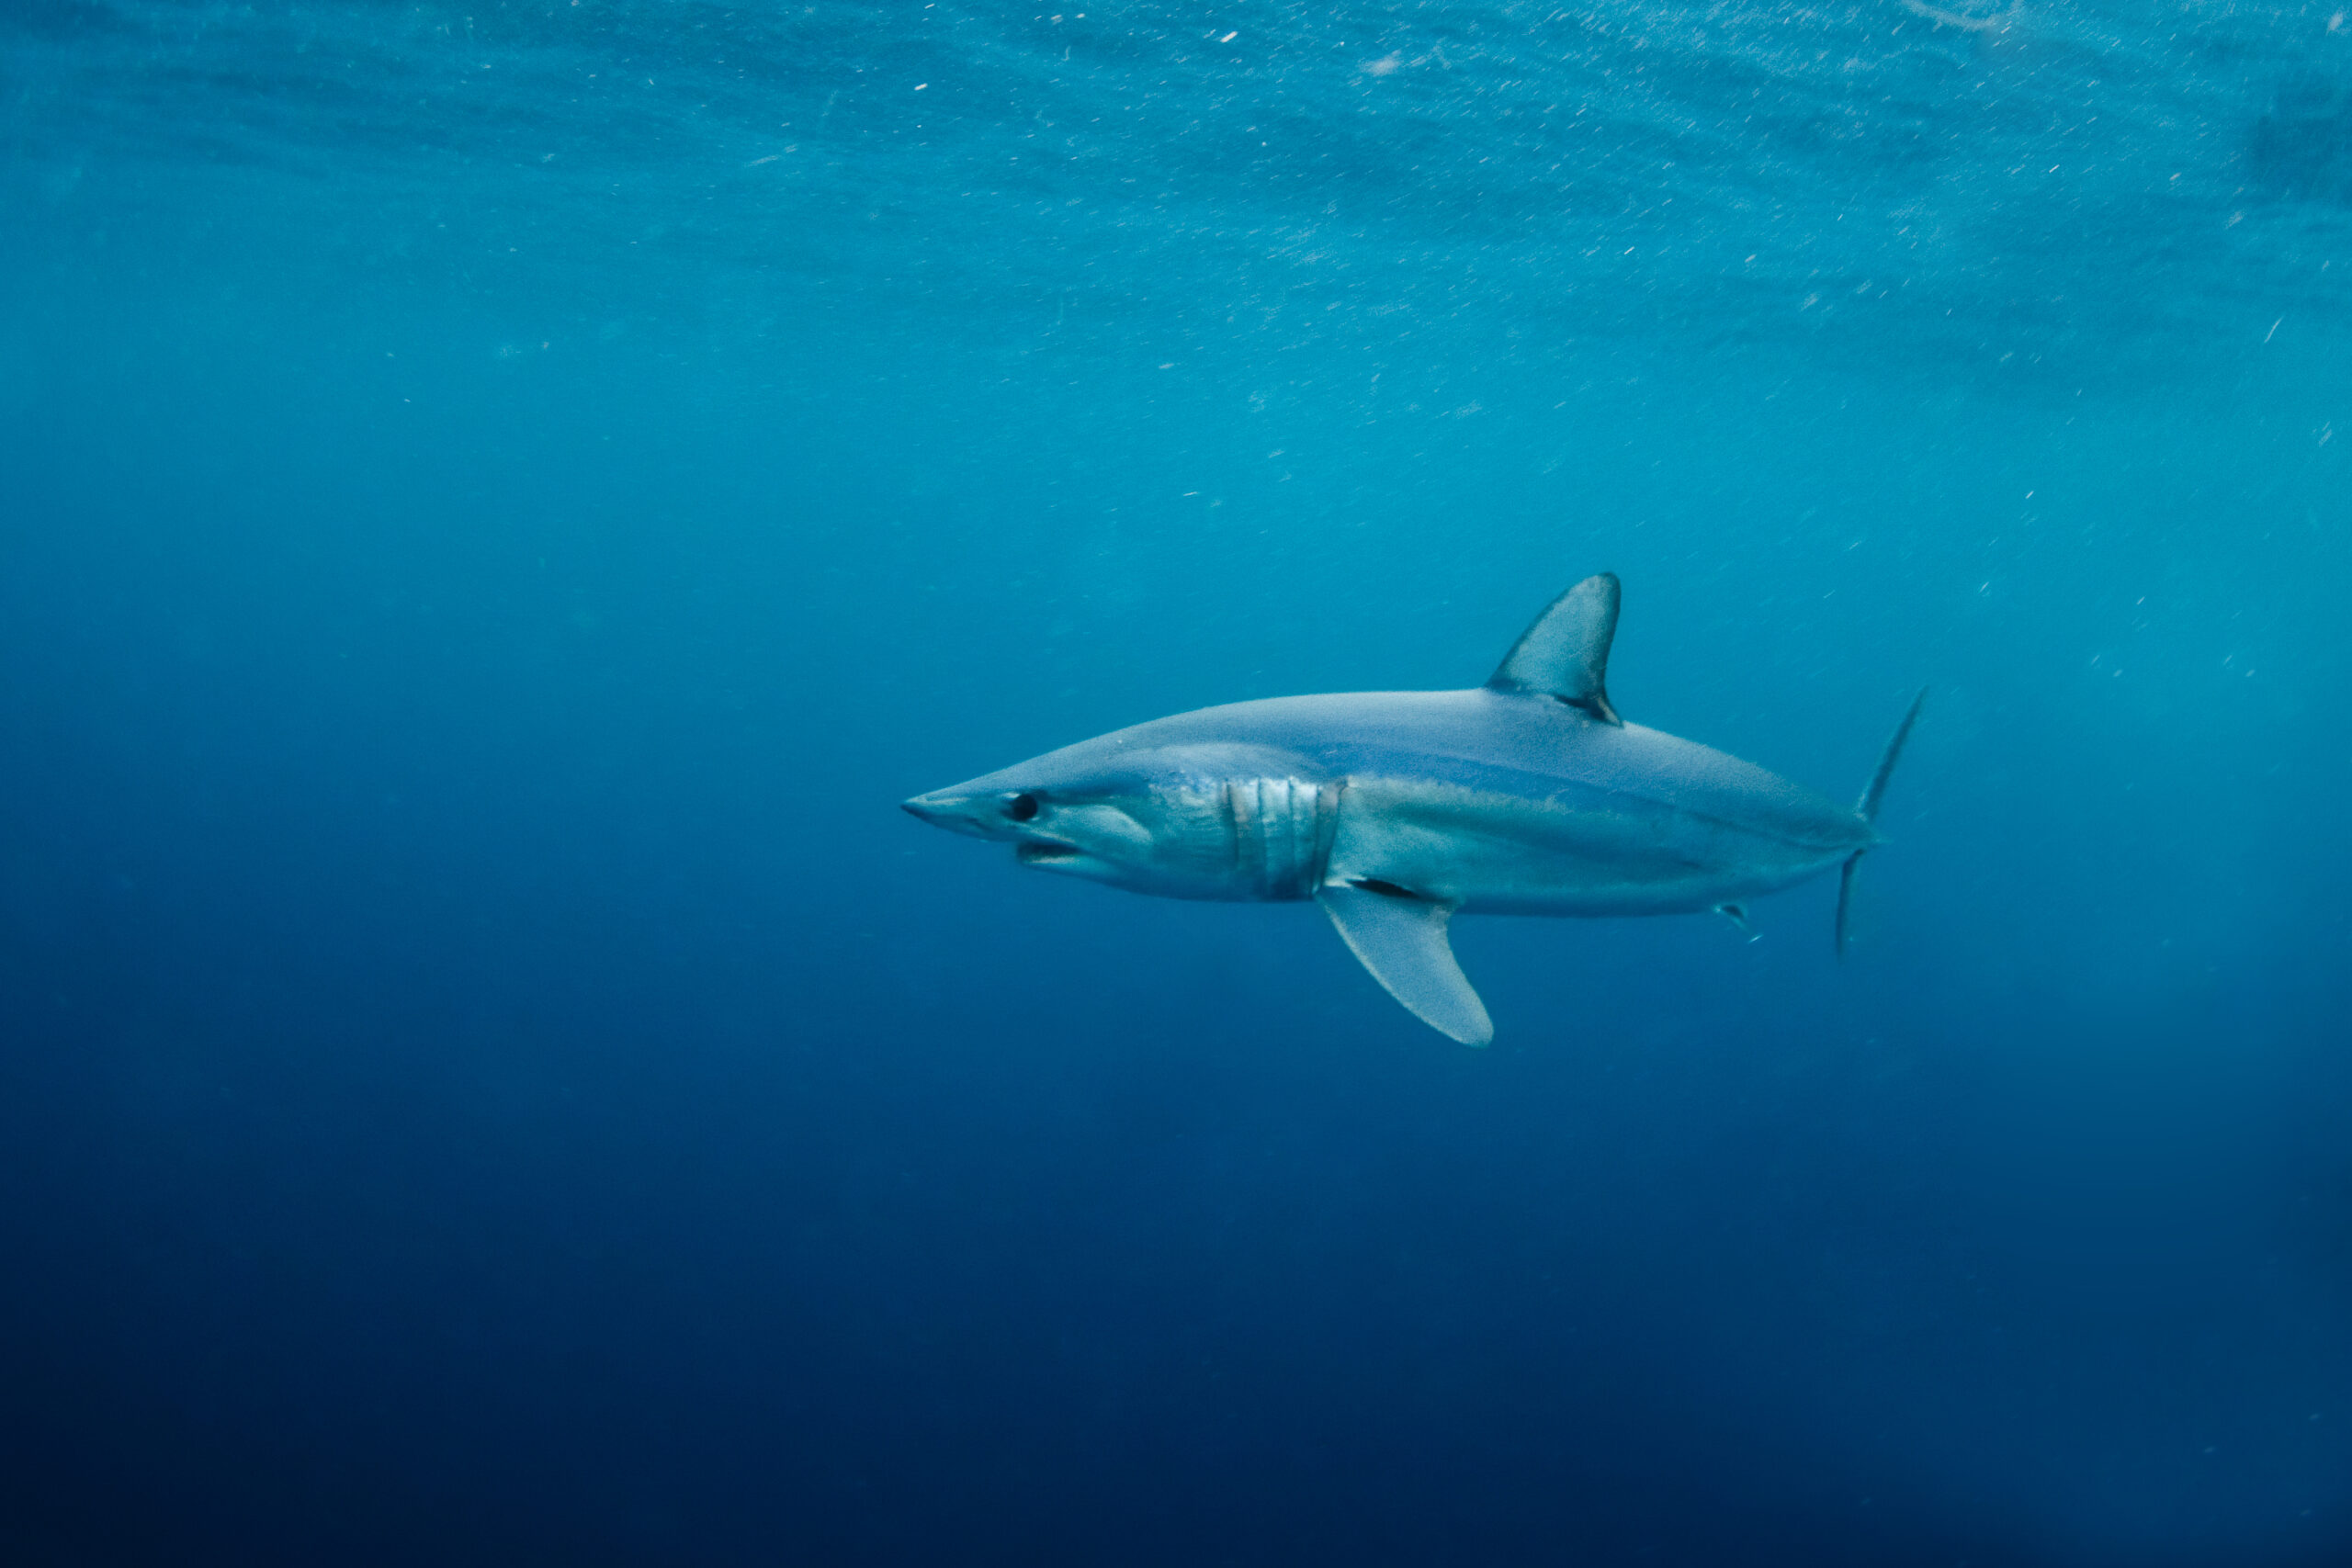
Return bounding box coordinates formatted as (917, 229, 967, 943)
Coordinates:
(1317, 881, 1493, 1046)
(1836, 687, 1928, 958)
(1486, 573, 1623, 725)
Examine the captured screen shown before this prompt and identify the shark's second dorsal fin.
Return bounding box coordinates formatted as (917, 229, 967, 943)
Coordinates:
(1486, 573, 1623, 725)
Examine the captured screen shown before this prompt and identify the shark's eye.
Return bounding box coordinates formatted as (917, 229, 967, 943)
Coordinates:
(1006, 793, 1040, 822)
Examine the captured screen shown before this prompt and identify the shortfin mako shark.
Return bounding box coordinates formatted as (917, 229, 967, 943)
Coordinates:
(904, 575, 1923, 1044)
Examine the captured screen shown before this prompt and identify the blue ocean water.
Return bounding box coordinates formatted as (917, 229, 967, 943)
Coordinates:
(4, 1, 2351, 1561)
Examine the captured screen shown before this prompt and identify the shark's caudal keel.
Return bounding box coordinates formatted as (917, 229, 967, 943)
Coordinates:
(902, 575, 1923, 1044)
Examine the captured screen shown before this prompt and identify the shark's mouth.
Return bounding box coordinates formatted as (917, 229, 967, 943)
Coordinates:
(1016, 841, 1080, 864)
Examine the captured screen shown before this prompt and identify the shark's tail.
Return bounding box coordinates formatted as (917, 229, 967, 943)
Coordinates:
(1835, 688, 1928, 959)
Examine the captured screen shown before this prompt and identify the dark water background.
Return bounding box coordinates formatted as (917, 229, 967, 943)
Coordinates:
(5, 2, 2352, 1562)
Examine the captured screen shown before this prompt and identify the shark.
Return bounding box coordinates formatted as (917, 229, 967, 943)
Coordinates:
(902, 575, 1923, 1044)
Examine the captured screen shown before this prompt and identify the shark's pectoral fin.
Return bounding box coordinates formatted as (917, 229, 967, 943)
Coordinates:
(1317, 881, 1493, 1046)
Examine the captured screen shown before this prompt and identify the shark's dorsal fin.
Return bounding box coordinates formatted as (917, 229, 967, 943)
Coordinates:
(1486, 573, 1623, 725)
(1317, 881, 1492, 1045)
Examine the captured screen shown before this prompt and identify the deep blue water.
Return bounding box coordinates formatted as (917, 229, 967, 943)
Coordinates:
(5, 2, 2352, 1562)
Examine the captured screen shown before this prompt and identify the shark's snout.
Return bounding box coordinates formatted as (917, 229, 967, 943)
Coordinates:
(901, 788, 1012, 840)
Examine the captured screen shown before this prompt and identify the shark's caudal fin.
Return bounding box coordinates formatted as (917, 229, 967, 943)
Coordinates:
(1318, 881, 1493, 1045)
(1487, 573, 1623, 726)
(1835, 687, 1928, 958)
